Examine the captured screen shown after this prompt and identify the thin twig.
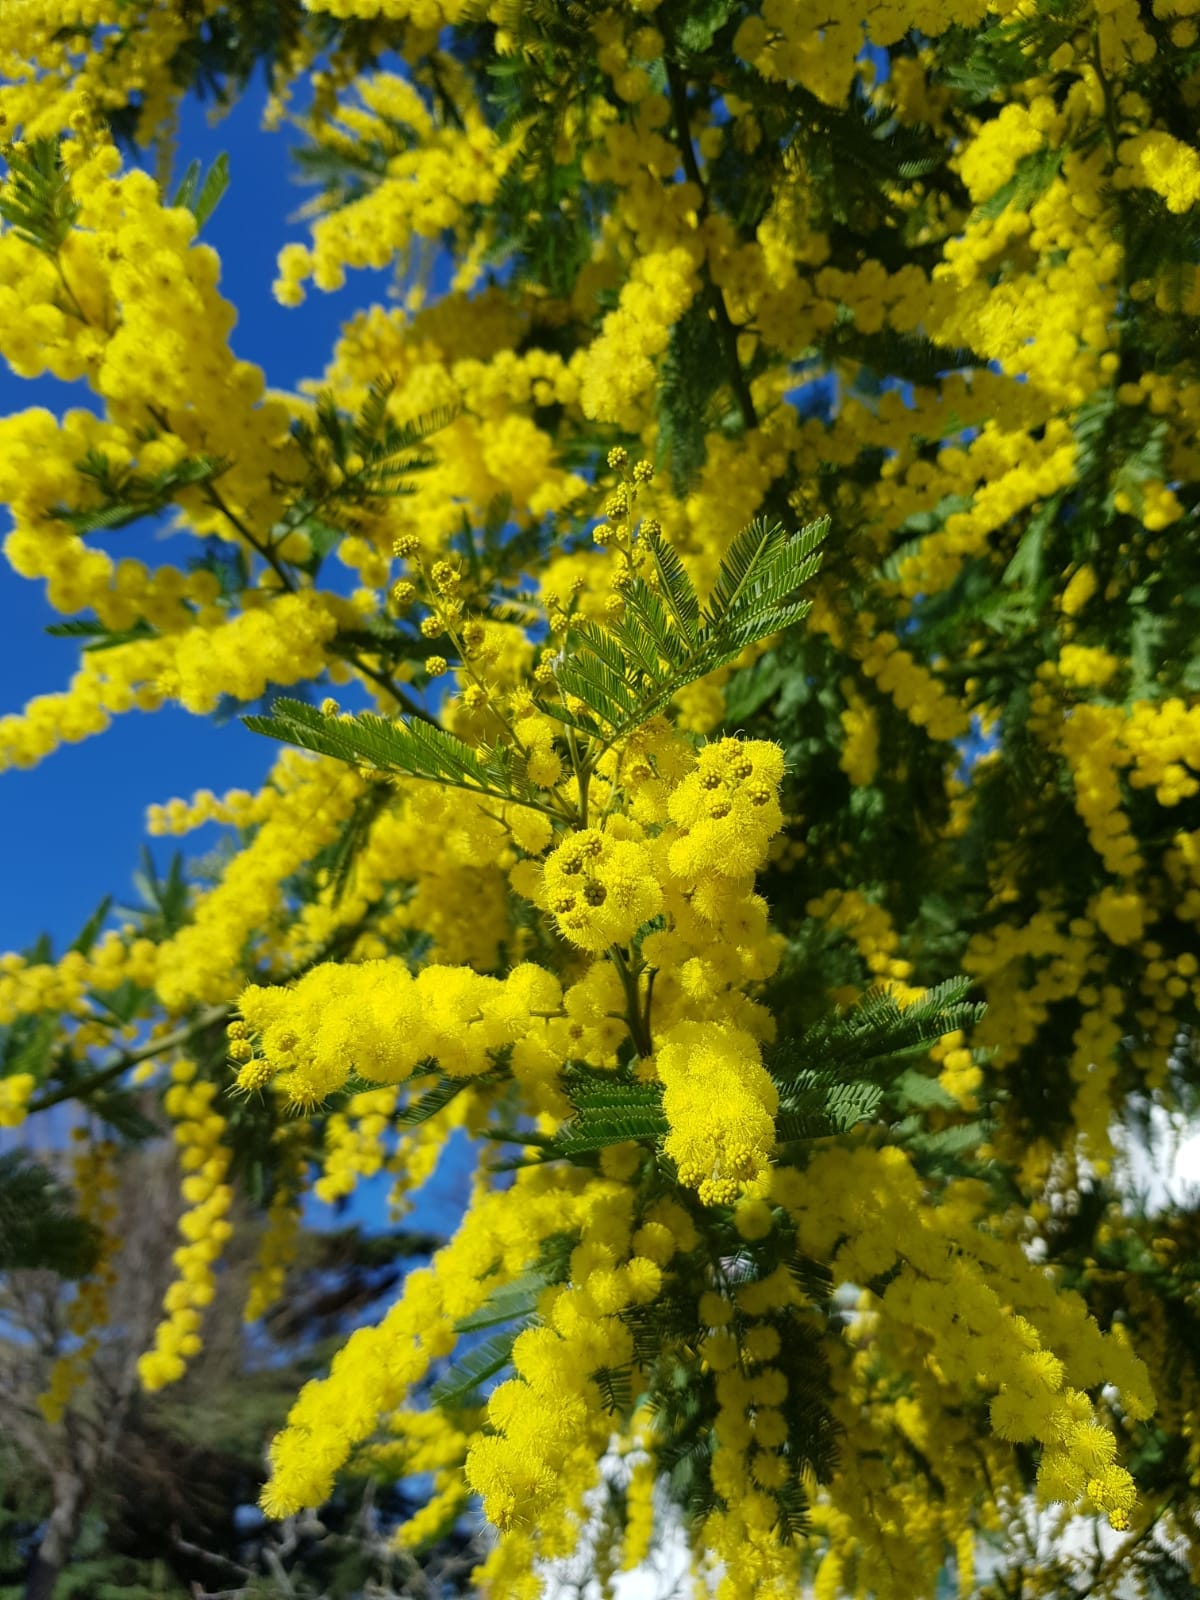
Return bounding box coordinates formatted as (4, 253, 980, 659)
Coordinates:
(609, 947, 653, 1058)
(198, 450, 432, 721)
(28, 1005, 231, 1115)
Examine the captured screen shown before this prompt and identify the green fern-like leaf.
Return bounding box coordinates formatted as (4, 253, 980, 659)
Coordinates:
(707, 515, 827, 638)
(644, 528, 702, 642)
(656, 298, 726, 493)
(250, 517, 825, 809)
(0, 138, 79, 257)
(775, 978, 983, 1082)
(430, 1327, 525, 1407)
(45, 618, 159, 651)
(396, 1074, 472, 1127)
(550, 648, 641, 732)
(455, 1273, 546, 1333)
(567, 1080, 663, 1112)
(70, 894, 113, 957)
(543, 517, 827, 754)
(53, 450, 231, 536)
(774, 1077, 884, 1144)
(171, 151, 230, 227)
(704, 516, 783, 625)
(321, 782, 394, 906)
(899, 1118, 990, 1175)
(774, 1474, 811, 1540)
(243, 698, 560, 818)
(356, 372, 398, 443)
(290, 389, 454, 504)
(621, 580, 690, 669)
(976, 143, 1062, 222)
(767, 980, 983, 1144)
(594, 1364, 634, 1413)
(549, 1077, 668, 1155)
(892, 1068, 959, 1111)
(553, 1108, 669, 1156)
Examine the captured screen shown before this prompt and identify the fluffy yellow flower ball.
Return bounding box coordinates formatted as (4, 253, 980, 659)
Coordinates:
(542, 828, 663, 953)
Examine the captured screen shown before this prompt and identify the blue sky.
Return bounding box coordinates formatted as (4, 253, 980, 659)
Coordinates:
(0, 83, 394, 955)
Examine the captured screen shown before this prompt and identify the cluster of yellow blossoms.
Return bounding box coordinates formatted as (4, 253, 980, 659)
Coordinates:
(233, 730, 787, 1214)
(0, 1068, 36, 1127)
(273, 68, 516, 304)
(38, 1131, 119, 1425)
(138, 1057, 233, 1390)
(244, 1126, 309, 1324)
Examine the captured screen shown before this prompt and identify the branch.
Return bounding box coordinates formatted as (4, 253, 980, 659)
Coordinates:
(28, 1005, 232, 1115)
(27, 903, 383, 1118)
(204, 478, 434, 722)
(170, 1529, 251, 1580)
(1068, 1494, 1179, 1600)
(148, 407, 437, 723)
(334, 639, 433, 724)
(204, 481, 297, 593)
(664, 54, 759, 433)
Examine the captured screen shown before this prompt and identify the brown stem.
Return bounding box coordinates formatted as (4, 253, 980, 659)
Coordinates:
(610, 947, 653, 1058)
(203, 481, 296, 593)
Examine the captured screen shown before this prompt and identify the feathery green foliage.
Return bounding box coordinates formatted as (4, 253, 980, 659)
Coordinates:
(0, 137, 79, 256)
(0, 1150, 99, 1277)
(541, 517, 827, 754)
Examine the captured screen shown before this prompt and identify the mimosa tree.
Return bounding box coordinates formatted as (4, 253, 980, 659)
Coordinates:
(2, 3, 1199, 1596)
